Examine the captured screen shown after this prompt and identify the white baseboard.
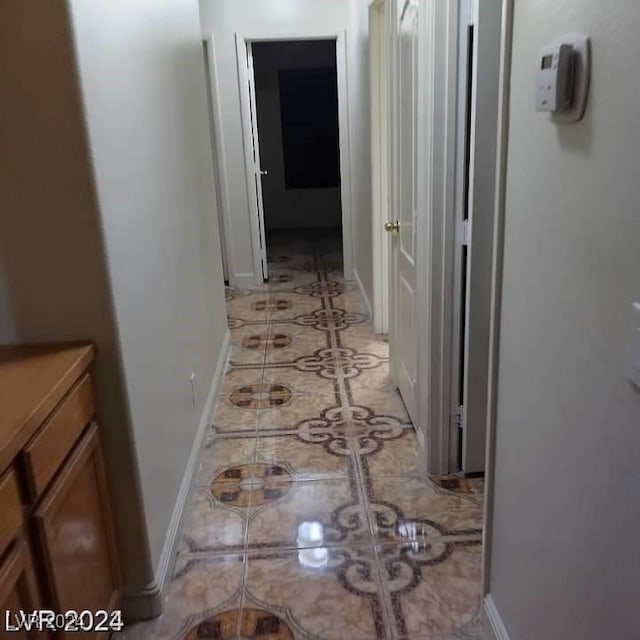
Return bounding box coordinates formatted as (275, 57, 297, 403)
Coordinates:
(122, 331, 231, 620)
(483, 595, 510, 640)
(229, 272, 260, 288)
(352, 268, 373, 321)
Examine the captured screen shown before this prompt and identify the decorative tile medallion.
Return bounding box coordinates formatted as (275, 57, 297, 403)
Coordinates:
(293, 280, 354, 298)
(185, 608, 293, 640)
(242, 334, 292, 351)
(294, 308, 367, 331)
(230, 384, 292, 409)
(295, 347, 384, 379)
(252, 300, 292, 312)
(212, 464, 292, 508)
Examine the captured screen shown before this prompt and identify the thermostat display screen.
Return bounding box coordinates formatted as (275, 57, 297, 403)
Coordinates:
(541, 54, 553, 69)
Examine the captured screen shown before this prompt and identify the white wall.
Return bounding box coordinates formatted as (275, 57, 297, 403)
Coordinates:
(68, 0, 228, 580)
(0, 0, 153, 593)
(348, 0, 373, 299)
(0, 0, 229, 615)
(254, 40, 342, 231)
(489, 1, 640, 638)
(198, 0, 373, 295)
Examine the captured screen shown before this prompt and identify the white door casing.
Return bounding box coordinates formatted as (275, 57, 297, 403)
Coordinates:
(203, 36, 233, 282)
(459, 0, 502, 474)
(387, 0, 460, 472)
(370, 0, 391, 335)
(234, 31, 353, 287)
(236, 35, 268, 282)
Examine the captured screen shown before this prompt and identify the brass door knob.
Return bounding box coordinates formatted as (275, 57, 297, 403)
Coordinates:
(384, 220, 400, 232)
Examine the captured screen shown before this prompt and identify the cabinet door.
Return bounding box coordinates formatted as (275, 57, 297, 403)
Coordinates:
(0, 537, 47, 640)
(33, 424, 121, 639)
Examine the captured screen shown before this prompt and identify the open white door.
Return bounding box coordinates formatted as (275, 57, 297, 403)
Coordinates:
(388, 0, 420, 425)
(236, 35, 268, 282)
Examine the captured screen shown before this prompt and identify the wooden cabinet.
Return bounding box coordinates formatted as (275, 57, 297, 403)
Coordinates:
(34, 425, 120, 635)
(0, 344, 121, 639)
(0, 538, 45, 640)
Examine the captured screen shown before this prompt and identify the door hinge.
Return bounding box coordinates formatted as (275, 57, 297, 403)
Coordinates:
(455, 405, 466, 430)
(462, 219, 470, 246)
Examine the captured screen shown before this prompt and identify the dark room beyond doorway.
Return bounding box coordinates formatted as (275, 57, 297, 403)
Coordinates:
(252, 39, 342, 253)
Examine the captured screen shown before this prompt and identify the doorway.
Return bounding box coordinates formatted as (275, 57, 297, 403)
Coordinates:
(383, 0, 503, 477)
(236, 35, 351, 283)
(449, 0, 502, 475)
(252, 40, 342, 272)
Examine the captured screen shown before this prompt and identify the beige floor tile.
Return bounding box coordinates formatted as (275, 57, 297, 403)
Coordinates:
(195, 435, 256, 485)
(178, 486, 247, 554)
(255, 433, 354, 481)
(228, 324, 268, 366)
(347, 362, 412, 421)
(258, 369, 339, 428)
(330, 288, 368, 315)
(361, 428, 424, 478)
(336, 322, 390, 360)
(244, 547, 389, 640)
(211, 400, 258, 435)
(226, 289, 270, 322)
(365, 476, 483, 545)
(247, 479, 370, 550)
(118, 556, 243, 640)
(377, 543, 482, 639)
(264, 267, 320, 289)
(265, 322, 331, 364)
(265, 291, 326, 322)
(218, 367, 264, 399)
(429, 475, 485, 507)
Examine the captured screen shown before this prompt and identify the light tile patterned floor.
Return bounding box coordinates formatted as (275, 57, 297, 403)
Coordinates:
(120, 231, 485, 640)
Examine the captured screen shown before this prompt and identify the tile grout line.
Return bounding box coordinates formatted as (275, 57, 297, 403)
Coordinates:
(318, 249, 397, 640)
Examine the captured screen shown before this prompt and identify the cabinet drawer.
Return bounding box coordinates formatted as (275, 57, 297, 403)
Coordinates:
(0, 467, 23, 558)
(33, 424, 121, 637)
(23, 374, 94, 500)
(0, 536, 45, 639)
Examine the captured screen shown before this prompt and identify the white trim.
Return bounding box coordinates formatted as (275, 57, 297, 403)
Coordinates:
(236, 34, 267, 286)
(353, 267, 373, 321)
(232, 272, 264, 289)
(370, 0, 390, 333)
(246, 42, 269, 281)
(203, 36, 236, 284)
(412, 0, 459, 474)
(483, 595, 511, 640)
(122, 332, 231, 620)
(482, 0, 514, 600)
(233, 30, 354, 281)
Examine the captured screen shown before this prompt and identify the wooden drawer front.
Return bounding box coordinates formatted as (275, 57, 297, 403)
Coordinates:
(23, 374, 94, 500)
(0, 467, 23, 558)
(0, 536, 45, 639)
(34, 424, 121, 638)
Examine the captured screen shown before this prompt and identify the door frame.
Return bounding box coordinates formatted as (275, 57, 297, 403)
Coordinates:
(369, 0, 391, 334)
(482, 0, 514, 614)
(203, 35, 234, 282)
(235, 30, 353, 284)
(393, 0, 458, 472)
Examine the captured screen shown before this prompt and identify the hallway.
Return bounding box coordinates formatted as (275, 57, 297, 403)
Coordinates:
(122, 233, 484, 639)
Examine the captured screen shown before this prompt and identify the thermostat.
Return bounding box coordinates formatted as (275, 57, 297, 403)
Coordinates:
(535, 34, 591, 123)
(535, 43, 574, 112)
